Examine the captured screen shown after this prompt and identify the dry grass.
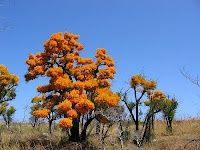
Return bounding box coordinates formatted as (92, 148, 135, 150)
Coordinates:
(0, 119, 199, 149)
(139, 119, 200, 150)
(89, 119, 200, 150)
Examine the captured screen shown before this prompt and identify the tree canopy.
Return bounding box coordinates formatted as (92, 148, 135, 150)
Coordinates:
(25, 32, 120, 132)
(0, 64, 19, 103)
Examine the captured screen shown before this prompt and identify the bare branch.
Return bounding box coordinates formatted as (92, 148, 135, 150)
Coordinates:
(180, 67, 200, 88)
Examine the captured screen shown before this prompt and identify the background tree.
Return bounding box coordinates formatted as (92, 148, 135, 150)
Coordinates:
(0, 102, 16, 128)
(0, 64, 18, 129)
(25, 32, 120, 142)
(0, 64, 19, 103)
(162, 97, 178, 134)
(142, 90, 166, 144)
(29, 115, 39, 128)
(122, 74, 156, 131)
(142, 91, 178, 144)
(31, 95, 59, 134)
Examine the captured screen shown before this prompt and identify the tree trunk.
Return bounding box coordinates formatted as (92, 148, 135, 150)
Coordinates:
(169, 119, 172, 132)
(141, 113, 154, 145)
(69, 118, 80, 142)
(80, 117, 95, 141)
(48, 120, 53, 134)
(151, 115, 155, 130)
(32, 117, 37, 128)
(6, 121, 10, 129)
(135, 101, 139, 131)
(119, 121, 124, 150)
(102, 141, 106, 150)
(166, 117, 172, 134)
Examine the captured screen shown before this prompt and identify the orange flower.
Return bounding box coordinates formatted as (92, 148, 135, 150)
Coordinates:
(26, 57, 36, 66)
(65, 53, 75, 62)
(104, 56, 114, 67)
(37, 85, 52, 93)
(98, 79, 111, 88)
(32, 108, 50, 118)
(95, 48, 106, 58)
(64, 32, 79, 40)
(58, 100, 72, 112)
(130, 74, 144, 87)
(95, 88, 120, 107)
(143, 80, 156, 90)
(66, 90, 80, 104)
(53, 75, 72, 90)
(75, 99, 95, 113)
(67, 109, 78, 119)
(151, 90, 166, 101)
(34, 66, 45, 75)
(84, 79, 98, 90)
(46, 67, 63, 77)
(98, 67, 115, 79)
(73, 63, 97, 81)
(59, 118, 73, 128)
(73, 81, 85, 90)
(66, 63, 74, 70)
(130, 74, 156, 90)
(49, 40, 57, 47)
(77, 57, 93, 65)
(0, 65, 19, 86)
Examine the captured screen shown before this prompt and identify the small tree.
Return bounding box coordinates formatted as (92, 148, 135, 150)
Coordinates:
(122, 74, 156, 131)
(142, 91, 178, 144)
(31, 95, 59, 134)
(29, 116, 39, 128)
(0, 65, 18, 129)
(25, 32, 120, 142)
(142, 90, 166, 144)
(162, 97, 178, 134)
(0, 64, 19, 103)
(0, 102, 16, 128)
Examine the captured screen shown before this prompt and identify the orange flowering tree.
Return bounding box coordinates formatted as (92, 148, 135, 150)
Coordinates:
(145, 91, 178, 134)
(0, 64, 19, 103)
(31, 95, 59, 134)
(25, 32, 120, 141)
(122, 74, 156, 131)
(135, 90, 165, 144)
(122, 75, 178, 146)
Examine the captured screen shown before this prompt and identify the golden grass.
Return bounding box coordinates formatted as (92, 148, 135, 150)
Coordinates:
(140, 119, 200, 150)
(0, 119, 199, 149)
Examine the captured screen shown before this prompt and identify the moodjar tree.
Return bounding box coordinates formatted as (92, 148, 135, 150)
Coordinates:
(122, 74, 156, 131)
(25, 32, 120, 142)
(31, 95, 58, 134)
(0, 64, 19, 103)
(0, 64, 18, 129)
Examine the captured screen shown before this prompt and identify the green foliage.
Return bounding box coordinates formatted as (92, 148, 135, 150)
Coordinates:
(0, 102, 16, 128)
(7, 106, 16, 116)
(0, 102, 7, 114)
(162, 98, 178, 120)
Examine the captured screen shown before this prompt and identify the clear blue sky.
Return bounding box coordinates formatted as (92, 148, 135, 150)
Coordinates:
(0, 0, 200, 121)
